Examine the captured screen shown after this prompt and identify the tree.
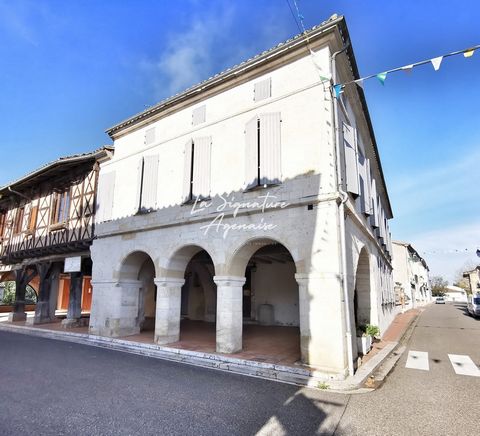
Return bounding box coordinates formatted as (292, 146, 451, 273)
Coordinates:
(0, 281, 37, 305)
(431, 276, 448, 297)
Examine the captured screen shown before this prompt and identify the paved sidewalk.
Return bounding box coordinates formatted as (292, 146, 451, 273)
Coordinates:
(0, 307, 423, 392)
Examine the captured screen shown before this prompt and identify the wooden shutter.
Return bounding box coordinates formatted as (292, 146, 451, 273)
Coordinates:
(370, 178, 379, 228)
(28, 205, 38, 231)
(141, 154, 159, 209)
(183, 140, 193, 202)
(192, 105, 206, 126)
(254, 78, 272, 102)
(145, 127, 156, 145)
(259, 112, 281, 185)
(135, 158, 144, 213)
(364, 159, 372, 215)
(358, 150, 367, 214)
(343, 122, 359, 196)
(245, 116, 259, 189)
(96, 171, 116, 223)
(192, 137, 211, 199)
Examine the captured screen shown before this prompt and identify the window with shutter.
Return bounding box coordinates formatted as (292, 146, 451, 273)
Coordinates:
(145, 127, 156, 145)
(96, 172, 116, 223)
(245, 113, 281, 189)
(51, 189, 70, 224)
(254, 78, 272, 102)
(14, 207, 25, 234)
(183, 137, 211, 203)
(28, 205, 38, 231)
(370, 178, 379, 228)
(342, 122, 359, 196)
(192, 105, 206, 126)
(140, 155, 159, 210)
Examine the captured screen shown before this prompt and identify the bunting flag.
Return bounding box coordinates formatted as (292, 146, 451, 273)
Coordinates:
(333, 84, 344, 98)
(376, 72, 387, 85)
(331, 44, 479, 93)
(431, 56, 443, 71)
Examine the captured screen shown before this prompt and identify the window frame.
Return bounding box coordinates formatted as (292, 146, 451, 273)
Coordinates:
(51, 188, 71, 225)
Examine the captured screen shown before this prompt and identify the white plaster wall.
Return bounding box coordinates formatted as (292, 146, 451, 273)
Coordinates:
(252, 261, 299, 326)
(98, 48, 334, 220)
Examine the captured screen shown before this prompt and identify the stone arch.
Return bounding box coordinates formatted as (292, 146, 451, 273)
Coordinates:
(162, 244, 217, 279)
(119, 250, 157, 333)
(353, 246, 373, 327)
(225, 236, 302, 277)
(119, 250, 158, 281)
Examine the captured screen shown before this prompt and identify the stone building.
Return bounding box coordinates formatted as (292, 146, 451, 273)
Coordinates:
(392, 241, 431, 309)
(90, 15, 395, 378)
(0, 147, 112, 326)
(463, 266, 480, 295)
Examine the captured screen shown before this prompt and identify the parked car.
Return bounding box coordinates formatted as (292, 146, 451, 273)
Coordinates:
(435, 297, 446, 304)
(467, 295, 480, 318)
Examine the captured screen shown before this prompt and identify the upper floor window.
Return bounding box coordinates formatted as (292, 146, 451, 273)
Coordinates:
(27, 205, 38, 232)
(145, 127, 156, 145)
(254, 77, 272, 102)
(136, 155, 159, 212)
(192, 105, 206, 126)
(0, 212, 6, 238)
(51, 189, 70, 224)
(13, 207, 24, 234)
(245, 112, 281, 189)
(183, 137, 212, 203)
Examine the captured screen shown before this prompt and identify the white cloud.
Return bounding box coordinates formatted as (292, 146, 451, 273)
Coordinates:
(409, 221, 480, 283)
(140, 4, 237, 98)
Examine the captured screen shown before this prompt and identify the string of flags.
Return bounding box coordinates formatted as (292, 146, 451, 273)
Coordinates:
(421, 248, 480, 257)
(333, 44, 480, 97)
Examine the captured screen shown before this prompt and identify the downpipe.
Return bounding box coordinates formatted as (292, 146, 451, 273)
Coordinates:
(330, 43, 355, 378)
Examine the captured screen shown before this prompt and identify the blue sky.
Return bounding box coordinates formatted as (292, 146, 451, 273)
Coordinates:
(0, 0, 479, 281)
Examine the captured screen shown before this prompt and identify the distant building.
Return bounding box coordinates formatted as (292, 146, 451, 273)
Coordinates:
(392, 241, 431, 310)
(463, 266, 480, 295)
(444, 285, 468, 303)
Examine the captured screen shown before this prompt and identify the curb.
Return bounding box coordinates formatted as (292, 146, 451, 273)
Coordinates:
(0, 311, 422, 393)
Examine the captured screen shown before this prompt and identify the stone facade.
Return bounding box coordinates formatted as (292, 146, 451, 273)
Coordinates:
(89, 16, 395, 378)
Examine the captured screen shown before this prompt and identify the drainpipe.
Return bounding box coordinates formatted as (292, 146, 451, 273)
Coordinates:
(8, 186, 31, 201)
(330, 42, 355, 378)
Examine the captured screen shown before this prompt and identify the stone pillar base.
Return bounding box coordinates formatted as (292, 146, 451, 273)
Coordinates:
(61, 318, 88, 329)
(8, 312, 27, 322)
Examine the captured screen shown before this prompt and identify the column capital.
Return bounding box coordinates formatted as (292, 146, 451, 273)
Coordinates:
(213, 275, 246, 287)
(154, 277, 185, 287)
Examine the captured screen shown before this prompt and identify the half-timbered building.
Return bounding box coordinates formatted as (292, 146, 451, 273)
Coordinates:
(0, 147, 112, 326)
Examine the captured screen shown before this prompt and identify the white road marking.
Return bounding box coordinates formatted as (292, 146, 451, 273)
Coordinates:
(448, 354, 480, 377)
(405, 350, 429, 371)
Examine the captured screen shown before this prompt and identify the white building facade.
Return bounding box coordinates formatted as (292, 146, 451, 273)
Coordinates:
(89, 16, 396, 378)
(392, 241, 431, 310)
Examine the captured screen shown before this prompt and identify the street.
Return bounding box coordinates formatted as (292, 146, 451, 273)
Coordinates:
(0, 303, 478, 435)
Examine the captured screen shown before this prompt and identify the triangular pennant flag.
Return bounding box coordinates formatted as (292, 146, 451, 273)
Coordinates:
(464, 49, 475, 58)
(376, 72, 387, 85)
(402, 64, 414, 74)
(431, 56, 443, 71)
(333, 84, 344, 98)
(355, 79, 364, 90)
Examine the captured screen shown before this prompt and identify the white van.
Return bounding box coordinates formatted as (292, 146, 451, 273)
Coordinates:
(467, 294, 480, 318)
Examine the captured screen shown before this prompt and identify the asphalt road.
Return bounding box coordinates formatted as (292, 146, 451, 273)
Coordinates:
(337, 302, 480, 436)
(0, 303, 478, 435)
(0, 331, 347, 436)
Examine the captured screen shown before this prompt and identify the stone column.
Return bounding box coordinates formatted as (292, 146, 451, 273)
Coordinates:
(214, 276, 245, 354)
(295, 273, 348, 376)
(153, 277, 184, 345)
(61, 272, 84, 328)
(8, 267, 36, 322)
(89, 279, 142, 337)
